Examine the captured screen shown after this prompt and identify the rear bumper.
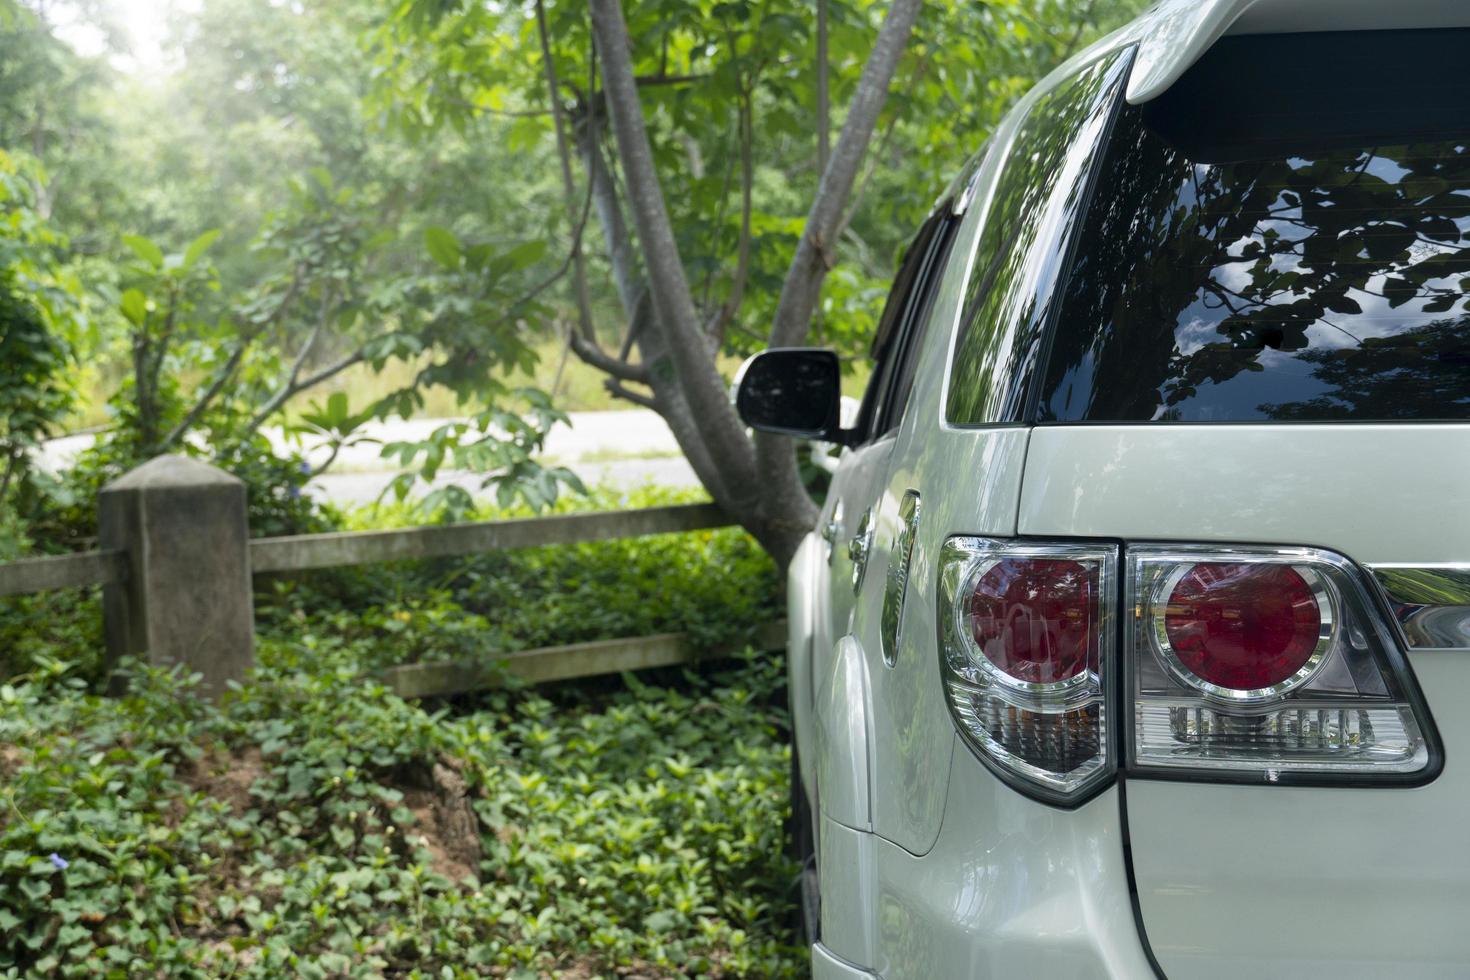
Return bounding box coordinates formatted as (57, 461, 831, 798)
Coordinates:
(818, 737, 1157, 979)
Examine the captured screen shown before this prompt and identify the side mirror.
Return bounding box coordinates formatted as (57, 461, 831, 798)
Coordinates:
(733, 347, 847, 442)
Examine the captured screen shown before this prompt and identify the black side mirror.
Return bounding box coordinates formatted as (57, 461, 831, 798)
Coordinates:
(734, 347, 846, 442)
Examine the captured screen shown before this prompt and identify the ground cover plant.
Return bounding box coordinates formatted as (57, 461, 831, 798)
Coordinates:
(0, 482, 795, 976)
(0, 642, 801, 977)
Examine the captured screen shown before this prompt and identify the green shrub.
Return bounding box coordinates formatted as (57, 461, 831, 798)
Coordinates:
(0, 590, 103, 684)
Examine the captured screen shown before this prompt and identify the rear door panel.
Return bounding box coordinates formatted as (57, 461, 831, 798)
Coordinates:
(1019, 423, 1470, 975)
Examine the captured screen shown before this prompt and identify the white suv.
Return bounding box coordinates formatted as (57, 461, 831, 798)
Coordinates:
(735, 2, 1470, 977)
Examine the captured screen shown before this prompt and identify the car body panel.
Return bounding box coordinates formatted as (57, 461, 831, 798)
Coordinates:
(818, 814, 879, 966)
(861, 746, 1154, 979)
(1018, 425, 1470, 565)
(786, 531, 823, 810)
(1128, 656, 1470, 979)
(1019, 424, 1470, 972)
(838, 160, 1037, 856)
(816, 634, 875, 832)
(811, 942, 879, 980)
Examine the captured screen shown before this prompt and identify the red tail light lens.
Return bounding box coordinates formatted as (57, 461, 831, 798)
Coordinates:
(940, 539, 1117, 806)
(1129, 546, 1436, 783)
(969, 559, 1096, 685)
(1161, 563, 1327, 694)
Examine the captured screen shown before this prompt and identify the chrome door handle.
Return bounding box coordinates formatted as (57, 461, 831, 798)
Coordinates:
(849, 508, 874, 594)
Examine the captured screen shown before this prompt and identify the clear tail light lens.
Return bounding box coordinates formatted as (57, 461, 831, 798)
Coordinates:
(1128, 546, 1437, 782)
(939, 538, 1118, 806)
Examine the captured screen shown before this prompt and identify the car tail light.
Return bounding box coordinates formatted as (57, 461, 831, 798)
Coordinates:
(938, 538, 1118, 806)
(1128, 546, 1437, 783)
(939, 538, 1440, 806)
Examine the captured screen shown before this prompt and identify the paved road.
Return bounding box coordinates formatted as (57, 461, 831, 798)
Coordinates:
(38, 409, 701, 507)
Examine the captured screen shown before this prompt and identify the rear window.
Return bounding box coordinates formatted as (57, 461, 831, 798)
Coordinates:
(1039, 29, 1470, 423)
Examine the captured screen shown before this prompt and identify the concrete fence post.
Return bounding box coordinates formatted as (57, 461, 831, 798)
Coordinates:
(100, 455, 254, 699)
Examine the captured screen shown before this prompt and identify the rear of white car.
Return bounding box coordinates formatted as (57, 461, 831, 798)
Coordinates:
(745, 2, 1470, 977)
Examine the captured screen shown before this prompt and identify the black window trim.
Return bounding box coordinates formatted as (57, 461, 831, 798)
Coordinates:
(855, 204, 961, 443)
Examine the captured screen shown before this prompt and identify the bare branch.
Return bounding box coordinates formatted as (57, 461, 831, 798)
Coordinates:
(1060, 0, 1098, 60)
(706, 93, 754, 344)
(159, 340, 250, 450)
(633, 72, 706, 87)
(536, 0, 598, 347)
(160, 272, 306, 450)
(244, 349, 366, 435)
(603, 377, 659, 410)
(816, 0, 830, 174)
(569, 332, 649, 383)
(834, 109, 901, 245)
(768, 0, 924, 348)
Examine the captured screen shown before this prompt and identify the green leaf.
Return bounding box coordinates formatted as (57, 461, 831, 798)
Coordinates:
(182, 229, 221, 269)
(122, 234, 164, 269)
(503, 239, 547, 272)
(424, 226, 462, 270)
(120, 289, 149, 326)
(325, 391, 349, 425)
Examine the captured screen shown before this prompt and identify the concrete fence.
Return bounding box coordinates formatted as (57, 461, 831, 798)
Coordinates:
(0, 455, 779, 700)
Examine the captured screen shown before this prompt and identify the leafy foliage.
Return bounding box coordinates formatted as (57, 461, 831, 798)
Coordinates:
(0, 645, 800, 977)
(255, 486, 780, 670)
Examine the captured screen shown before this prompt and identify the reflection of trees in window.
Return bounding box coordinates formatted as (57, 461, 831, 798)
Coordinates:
(1260, 318, 1470, 420)
(1044, 111, 1470, 421)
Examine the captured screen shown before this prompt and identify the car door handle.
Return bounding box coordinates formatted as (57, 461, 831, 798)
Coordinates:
(848, 508, 874, 593)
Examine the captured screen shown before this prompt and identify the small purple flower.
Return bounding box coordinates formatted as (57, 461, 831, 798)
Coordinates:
(48, 853, 68, 870)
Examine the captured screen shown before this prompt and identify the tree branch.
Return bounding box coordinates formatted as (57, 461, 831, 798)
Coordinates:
(536, 0, 598, 347)
(588, 0, 758, 492)
(159, 338, 251, 451)
(1059, 0, 1098, 60)
(159, 272, 306, 451)
(569, 332, 649, 382)
(816, 0, 830, 175)
(603, 377, 659, 410)
(633, 72, 706, 87)
(244, 349, 365, 435)
(767, 0, 924, 348)
(706, 92, 754, 344)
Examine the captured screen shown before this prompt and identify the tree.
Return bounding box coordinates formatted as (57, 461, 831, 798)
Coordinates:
(377, 0, 1140, 563)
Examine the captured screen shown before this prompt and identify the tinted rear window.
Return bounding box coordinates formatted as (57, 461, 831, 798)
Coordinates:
(1039, 29, 1470, 423)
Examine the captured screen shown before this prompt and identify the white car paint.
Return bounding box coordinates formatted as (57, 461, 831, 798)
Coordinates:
(786, 2, 1470, 977)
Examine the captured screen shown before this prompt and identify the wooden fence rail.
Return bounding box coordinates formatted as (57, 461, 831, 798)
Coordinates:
(0, 549, 128, 597)
(0, 456, 776, 700)
(249, 502, 731, 574)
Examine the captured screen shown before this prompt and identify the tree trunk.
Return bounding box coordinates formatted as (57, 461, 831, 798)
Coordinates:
(587, 0, 818, 566)
(581, 0, 922, 567)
